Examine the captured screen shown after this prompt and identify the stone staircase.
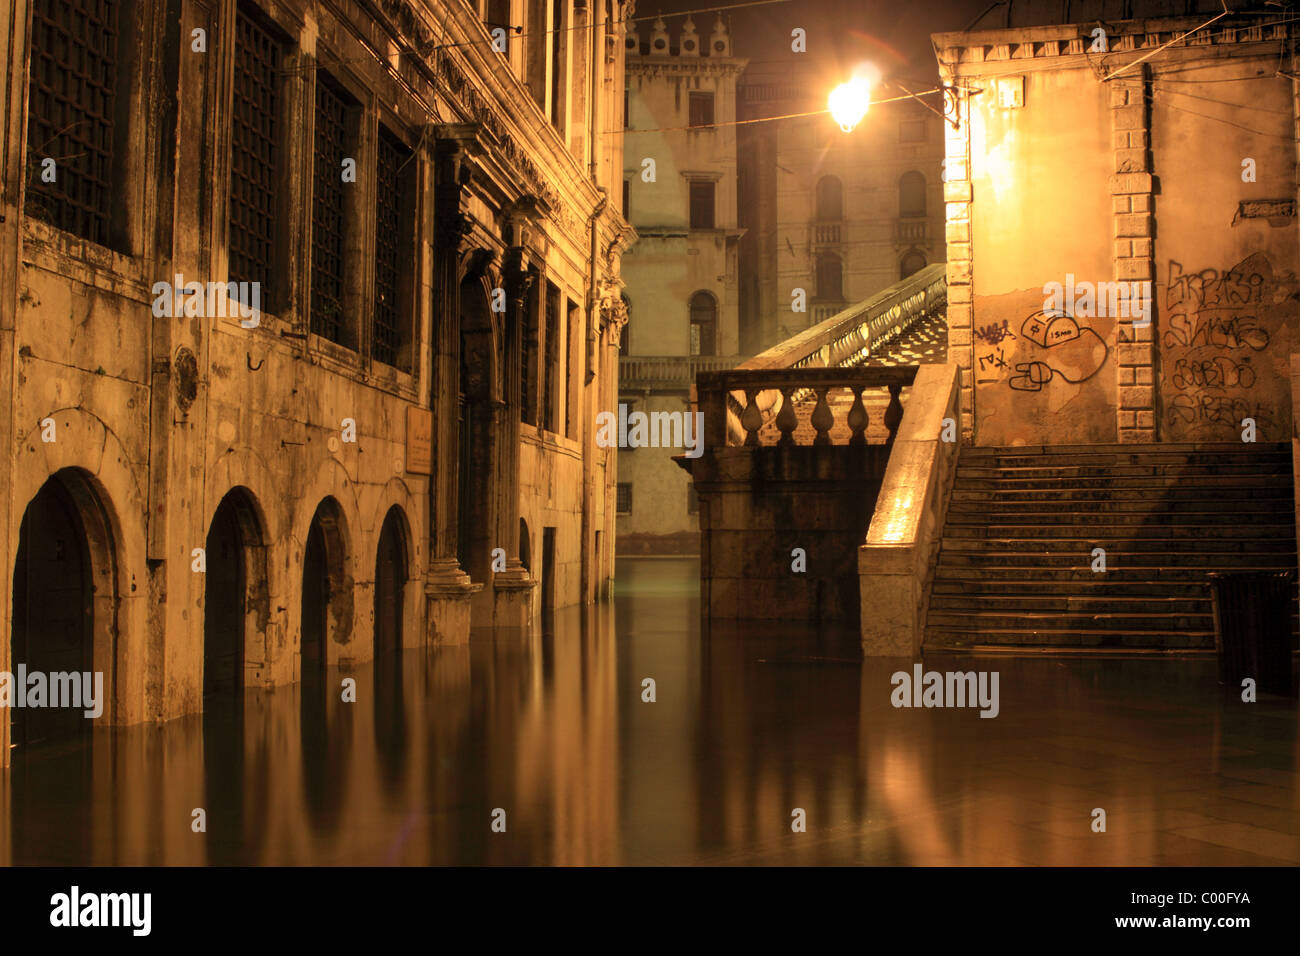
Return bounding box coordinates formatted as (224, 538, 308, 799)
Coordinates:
(925, 442, 1299, 650)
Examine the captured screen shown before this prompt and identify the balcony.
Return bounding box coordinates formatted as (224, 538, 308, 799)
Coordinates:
(895, 218, 927, 244)
(811, 221, 842, 245)
(619, 354, 741, 391)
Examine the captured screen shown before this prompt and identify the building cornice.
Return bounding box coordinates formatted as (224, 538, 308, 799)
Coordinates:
(934, 14, 1292, 75)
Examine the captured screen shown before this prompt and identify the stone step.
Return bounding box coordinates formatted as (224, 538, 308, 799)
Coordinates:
(931, 565, 1295, 582)
(936, 550, 1295, 568)
(941, 535, 1294, 548)
(942, 522, 1296, 540)
(957, 463, 1290, 480)
(953, 474, 1293, 491)
(961, 441, 1288, 459)
(945, 503, 1294, 521)
(930, 577, 1217, 597)
(925, 628, 1216, 648)
(928, 592, 1212, 613)
(925, 609, 1217, 631)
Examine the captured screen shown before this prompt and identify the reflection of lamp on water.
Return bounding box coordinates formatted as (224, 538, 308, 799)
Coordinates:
(828, 77, 871, 132)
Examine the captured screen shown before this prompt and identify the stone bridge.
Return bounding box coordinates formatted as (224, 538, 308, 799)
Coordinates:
(678, 264, 959, 637)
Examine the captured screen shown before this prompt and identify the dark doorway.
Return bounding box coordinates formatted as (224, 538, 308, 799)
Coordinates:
(374, 507, 407, 788)
(204, 495, 246, 701)
(302, 517, 329, 677)
(300, 498, 352, 832)
(11, 476, 93, 748)
(541, 526, 556, 624)
(374, 507, 406, 658)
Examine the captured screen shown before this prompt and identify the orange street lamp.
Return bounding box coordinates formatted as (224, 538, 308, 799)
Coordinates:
(828, 77, 871, 132)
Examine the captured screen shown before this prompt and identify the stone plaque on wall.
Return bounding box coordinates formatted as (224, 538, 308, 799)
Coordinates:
(406, 406, 433, 475)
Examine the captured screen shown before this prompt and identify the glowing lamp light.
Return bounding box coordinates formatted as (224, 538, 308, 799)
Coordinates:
(828, 78, 871, 132)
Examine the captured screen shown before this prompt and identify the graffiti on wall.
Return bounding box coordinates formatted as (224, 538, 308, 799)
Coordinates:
(976, 310, 1109, 392)
(1160, 252, 1295, 439)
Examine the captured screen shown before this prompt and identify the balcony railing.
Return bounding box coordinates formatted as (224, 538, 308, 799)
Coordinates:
(620, 354, 740, 390)
(896, 219, 927, 243)
(812, 221, 842, 244)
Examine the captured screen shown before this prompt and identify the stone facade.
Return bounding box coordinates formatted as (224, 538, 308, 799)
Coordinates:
(737, 67, 948, 354)
(617, 14, 743, 554)
(0, 0, 632, 760)
(935, 12, 1300, 447)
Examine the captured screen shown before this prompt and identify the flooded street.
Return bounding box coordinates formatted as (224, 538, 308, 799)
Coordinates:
(3, 557, 1299, 865)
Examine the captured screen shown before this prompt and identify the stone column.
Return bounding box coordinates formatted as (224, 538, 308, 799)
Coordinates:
(491, 245, 536, 634)
(1110, 66, 1157, 444)
(424, 130, 480, 645)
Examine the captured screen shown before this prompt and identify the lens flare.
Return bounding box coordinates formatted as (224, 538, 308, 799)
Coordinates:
(828, 77, 871, 132)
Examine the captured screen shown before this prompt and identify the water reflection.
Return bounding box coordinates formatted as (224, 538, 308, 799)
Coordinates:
(4, 558, 1300, 865)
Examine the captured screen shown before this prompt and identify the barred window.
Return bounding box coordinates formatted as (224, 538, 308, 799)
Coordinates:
(25, 0, 123, 246)
(373, 127, 413, 369)
(616, 483, 632, 515)
(311, 75, 356, 346)
(230, 8, 282, 303)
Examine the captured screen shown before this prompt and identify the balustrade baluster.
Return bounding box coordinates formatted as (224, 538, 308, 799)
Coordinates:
(884, 383, 904, 443)
(847, 386, 869, 445)
(741, 388, 763, 447)
(775, 387, 798, 445)
(810, 387, 834, 445)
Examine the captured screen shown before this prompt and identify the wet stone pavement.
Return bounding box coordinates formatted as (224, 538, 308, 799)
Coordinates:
(3, 557, 1299, 865)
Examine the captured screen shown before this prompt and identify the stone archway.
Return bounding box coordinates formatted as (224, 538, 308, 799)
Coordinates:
(203, 487, 268, 702)
(10, 471, 103, 748)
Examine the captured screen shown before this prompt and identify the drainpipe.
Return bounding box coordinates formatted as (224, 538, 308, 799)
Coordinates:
(583, 190, 608, 604)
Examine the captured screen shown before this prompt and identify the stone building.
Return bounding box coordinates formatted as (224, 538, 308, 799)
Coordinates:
(737, 64, 948, 352)
(0, 0, 633, 760)
(617, 14, 744, 554)
(936, 0, 1299, 444)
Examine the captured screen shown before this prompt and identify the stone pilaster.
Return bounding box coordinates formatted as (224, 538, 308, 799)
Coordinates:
(942, 87, 975, 443)
(1110, 68, 1157, 443)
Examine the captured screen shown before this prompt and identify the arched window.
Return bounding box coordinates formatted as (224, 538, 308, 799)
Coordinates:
(689, 291, 717, 356)
(815, 175, 843, 221)
(900, 250, 927, 279)
(815, 252, 843, 301)
(899, 171, 926, 218)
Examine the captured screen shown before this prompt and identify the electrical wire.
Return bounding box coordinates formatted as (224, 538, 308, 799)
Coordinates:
(621, 88, 944, 133)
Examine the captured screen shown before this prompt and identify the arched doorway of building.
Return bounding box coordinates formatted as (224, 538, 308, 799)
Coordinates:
(458, 274, 500, 584)
(300, 497, 352, 832)
(374, 506, 407, 659)
(11, 473, 96, 748)
(9, 468, 115, 863)
(374, 506, 409, 788)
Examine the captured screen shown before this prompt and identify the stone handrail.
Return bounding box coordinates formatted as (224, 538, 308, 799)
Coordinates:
(740, 262, 947, 372)
(858, 362, 961, 656)
(697, 366, 918, 448)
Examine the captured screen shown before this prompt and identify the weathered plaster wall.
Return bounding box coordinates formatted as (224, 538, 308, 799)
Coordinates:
(939, 19, 1300, 447)
(1151, 64, 1300, 441)
(968, 67, 1116, 445)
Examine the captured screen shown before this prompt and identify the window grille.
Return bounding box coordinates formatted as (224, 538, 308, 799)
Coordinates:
(231, 9, 281, 296)
(25, 0, 121, 245)
(311, 76, 352, 345)
(373, 128, 411, 367)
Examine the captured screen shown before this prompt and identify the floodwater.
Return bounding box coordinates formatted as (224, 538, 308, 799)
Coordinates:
(4, 557, 1300, 865)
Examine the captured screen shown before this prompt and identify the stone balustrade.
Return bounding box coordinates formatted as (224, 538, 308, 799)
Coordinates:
(696, 366, 917, 448)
